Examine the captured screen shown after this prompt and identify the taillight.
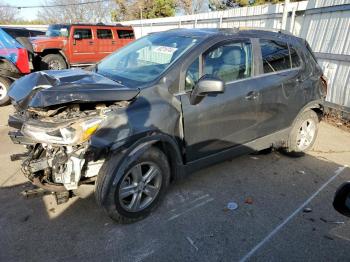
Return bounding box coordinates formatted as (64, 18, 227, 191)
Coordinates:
(15, 48, 30, 74)
(320, 74, 328, 96)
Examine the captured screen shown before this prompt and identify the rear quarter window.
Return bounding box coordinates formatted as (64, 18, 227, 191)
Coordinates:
(260, 39, 290, 73)
(117, 30, 134, 39)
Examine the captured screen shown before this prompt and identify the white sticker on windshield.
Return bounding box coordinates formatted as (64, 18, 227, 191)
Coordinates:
(153, 46, 178, 54)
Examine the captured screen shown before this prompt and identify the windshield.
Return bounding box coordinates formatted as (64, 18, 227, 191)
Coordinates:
(45, 25, 69, 37)
(97, 33, 200, 85)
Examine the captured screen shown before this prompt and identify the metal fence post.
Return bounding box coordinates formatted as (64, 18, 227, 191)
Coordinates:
(281, 0, 290, 30)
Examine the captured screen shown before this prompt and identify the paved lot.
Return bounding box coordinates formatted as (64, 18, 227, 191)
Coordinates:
(0, 105, 349, 262)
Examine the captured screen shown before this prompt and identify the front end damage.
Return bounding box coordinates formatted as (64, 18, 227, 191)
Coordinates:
(9, 102, 130, 201)
(7, 70, 138, 203)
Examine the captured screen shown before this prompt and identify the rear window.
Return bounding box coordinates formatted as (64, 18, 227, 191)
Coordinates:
(117, 30, 134, 39)
(260, 39, 290, 73)
(73, 28, 92, 39)
(97, 29, 112, 39)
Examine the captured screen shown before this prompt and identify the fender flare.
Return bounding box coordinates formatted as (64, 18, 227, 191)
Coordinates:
(40, 49, 70, 67)
(289, 99, 324, 133)
(110, 133, 184, 187)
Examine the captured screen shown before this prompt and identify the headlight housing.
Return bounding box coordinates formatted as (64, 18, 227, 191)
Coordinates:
(22, 117, 104, 145)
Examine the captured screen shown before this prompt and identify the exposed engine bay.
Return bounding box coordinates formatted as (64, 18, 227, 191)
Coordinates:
(9, 100, 130, 198)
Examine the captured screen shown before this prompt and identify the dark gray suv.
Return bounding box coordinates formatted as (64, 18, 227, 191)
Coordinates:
(8, 28, 327, 223)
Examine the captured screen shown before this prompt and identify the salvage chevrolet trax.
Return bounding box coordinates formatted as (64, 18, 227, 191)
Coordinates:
(8, 29, 327, 223)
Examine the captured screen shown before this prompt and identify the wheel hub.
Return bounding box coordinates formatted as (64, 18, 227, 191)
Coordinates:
(296, 119, 316, 151)
(118, 162, 162, 212)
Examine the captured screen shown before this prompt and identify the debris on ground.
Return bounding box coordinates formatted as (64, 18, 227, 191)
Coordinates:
(250, 156, 259, 160)
(186, 236, 198, 251)
(323, 113, 350, 132)
(227, 202, 238, 210)
(297, 170, 306, 175)
(245, 197, 254, 205)
(303, 207, 312, 213)
(320, 217, 344, 224)
(324, 235, 335, 241)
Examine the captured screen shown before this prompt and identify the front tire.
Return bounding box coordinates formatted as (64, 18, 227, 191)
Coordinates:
(0, 76, 12, 106)
(40, 54, 67, 70)
(95, 147, 170, 223)
(284, 110, 319, 157)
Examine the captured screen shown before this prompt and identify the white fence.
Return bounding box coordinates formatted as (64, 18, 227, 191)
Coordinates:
(123, 0, 350, 110)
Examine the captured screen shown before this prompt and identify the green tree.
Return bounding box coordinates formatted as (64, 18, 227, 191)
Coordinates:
(112, 0, 176, 21)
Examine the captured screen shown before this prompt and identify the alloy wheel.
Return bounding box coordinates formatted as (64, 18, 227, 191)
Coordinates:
(118, 162, 162, 212)
(296, 119, 316, 151)
(0, 82, 7, 100)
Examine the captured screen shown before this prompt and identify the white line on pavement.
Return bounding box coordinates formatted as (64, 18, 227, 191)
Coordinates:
(239, 165, 348, 262)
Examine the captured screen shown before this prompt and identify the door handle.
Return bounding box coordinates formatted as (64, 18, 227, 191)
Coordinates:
(245, 91, 258, 100)
(112, 40, 116, 44)
(88, 41, 94, 45)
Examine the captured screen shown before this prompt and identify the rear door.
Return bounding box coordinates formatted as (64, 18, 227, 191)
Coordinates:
(254, 39, 304, 138)
(96, 27, 114, 61)
(115, 29, 134, 50)
(70, 27, 96, 64)
(180, 39, 261, 162)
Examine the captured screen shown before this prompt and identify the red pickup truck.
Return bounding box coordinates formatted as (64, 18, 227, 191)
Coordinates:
(31, 24, 135, 70)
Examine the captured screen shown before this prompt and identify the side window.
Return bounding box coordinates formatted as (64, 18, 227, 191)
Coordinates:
(117, 30, 134, 39)
(97, 29, 112, 39)
(289, 46, 301, 68)
(203, 41, 252, 83)
(185, 58, 200, 91)
(260, 39, 290, 73)
(73, 28, 92, 39)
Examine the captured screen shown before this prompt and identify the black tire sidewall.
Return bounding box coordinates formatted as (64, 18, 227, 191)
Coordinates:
(0, 76, 11, 106)
(97, 147, 170, 223)
(287, 110, 319, 155)
(41, 54, 67, 70)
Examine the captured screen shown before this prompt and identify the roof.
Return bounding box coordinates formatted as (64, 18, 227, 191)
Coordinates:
(163, 28, 303, 43)
(50, 23, 132, 28)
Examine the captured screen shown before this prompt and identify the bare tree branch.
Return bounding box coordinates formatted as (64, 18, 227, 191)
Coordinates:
(0, 2, 18, 24)
(37, 0, 115, 24)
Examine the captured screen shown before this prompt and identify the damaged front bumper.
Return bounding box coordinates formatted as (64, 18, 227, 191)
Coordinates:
(11, 141, 104, 192)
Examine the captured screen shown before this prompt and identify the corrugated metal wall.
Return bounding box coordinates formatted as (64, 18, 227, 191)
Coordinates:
(123, 0, 350, 109)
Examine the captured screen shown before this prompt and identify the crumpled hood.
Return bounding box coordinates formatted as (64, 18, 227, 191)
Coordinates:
(8, 69, 140, 109)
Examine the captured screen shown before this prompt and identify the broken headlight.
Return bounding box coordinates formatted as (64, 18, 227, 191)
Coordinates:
(22, 117, 104, 145)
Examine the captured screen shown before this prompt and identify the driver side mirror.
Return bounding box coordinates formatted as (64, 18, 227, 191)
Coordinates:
(333, 182, 350, 217)
(190, 76, 224, 105)
(73, 34, 82, 40)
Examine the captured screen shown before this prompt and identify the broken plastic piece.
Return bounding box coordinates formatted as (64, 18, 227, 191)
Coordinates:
(303, 207, 312, 213)
(227, 202, 238, 210)
(245, 197, 253, 204)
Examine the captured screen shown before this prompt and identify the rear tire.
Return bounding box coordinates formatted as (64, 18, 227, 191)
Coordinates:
(95, 147, 170, 223)
(0, 76, 12, 106)
(283, 110, 319, 157)
(40, 54, 67, 70)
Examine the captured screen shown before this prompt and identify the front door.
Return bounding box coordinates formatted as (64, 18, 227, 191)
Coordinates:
(180, 39, 260, 162)
(70, 27, 96, 64)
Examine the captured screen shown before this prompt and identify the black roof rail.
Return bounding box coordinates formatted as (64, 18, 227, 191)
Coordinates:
(237, 27, 293, 35)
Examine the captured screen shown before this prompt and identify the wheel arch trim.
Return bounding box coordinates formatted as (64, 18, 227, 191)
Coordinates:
(110, 133, 184, 187)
